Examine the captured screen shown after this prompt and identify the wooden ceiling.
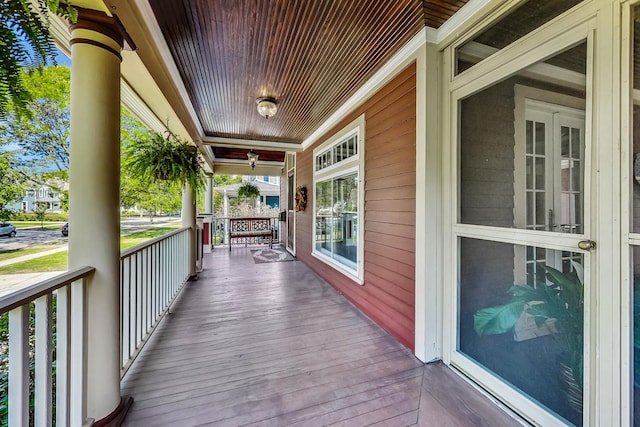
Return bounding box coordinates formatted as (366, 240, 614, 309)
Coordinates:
(147, 0, 468, 152)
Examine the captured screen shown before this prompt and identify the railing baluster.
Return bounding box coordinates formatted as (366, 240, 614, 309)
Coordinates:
(56, 285, 71, 427)
(1, 267, 94, 427)
(119, 227, 192, 374)
(70, 277, 87, 426)
(8, 304, 29, 427)
(34, 293, 53, 427)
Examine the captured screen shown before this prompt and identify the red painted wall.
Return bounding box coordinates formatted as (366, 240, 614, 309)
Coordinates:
(295, 63, 416, 350)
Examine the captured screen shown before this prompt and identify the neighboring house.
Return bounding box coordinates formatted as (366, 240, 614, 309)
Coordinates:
(11, 180, 67, 213)
(214, 177, 280, 211)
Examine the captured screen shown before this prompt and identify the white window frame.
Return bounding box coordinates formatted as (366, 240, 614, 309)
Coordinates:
(312, 114, 365, 284)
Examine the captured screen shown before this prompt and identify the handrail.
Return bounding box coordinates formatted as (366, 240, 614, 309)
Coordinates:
(0, 266, 95, 314)
(120, 226, 190, 258)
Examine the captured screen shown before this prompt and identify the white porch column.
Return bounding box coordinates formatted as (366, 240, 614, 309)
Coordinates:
(223, 190, 230, 243)
(182, 185, 197, 279)
(204, 175, 213, 214)
(68, 9, 129, 423)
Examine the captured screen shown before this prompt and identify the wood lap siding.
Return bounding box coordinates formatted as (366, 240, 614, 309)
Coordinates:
(296, 64, 416, 351)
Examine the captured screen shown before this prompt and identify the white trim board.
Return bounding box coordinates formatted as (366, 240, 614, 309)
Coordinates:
(203, 137, 303, 152)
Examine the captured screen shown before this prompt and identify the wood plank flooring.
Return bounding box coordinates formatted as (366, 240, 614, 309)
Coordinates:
(121, 248, 521, 426)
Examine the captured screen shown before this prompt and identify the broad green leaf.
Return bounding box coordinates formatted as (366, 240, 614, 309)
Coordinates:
(473, 301, 526, 336)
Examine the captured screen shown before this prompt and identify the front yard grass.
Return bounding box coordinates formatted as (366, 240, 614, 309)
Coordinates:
(0, 227, 181, 274)
(0, 244, 65, 262)
(0, 251, 69, 274)
(10, 221, 65, 230)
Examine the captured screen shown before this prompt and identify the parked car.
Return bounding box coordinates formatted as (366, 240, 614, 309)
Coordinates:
(0, 223, 17, 238)
(62, 222, 69, 237)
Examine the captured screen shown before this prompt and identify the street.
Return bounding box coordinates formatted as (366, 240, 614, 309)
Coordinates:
(0, 216, 180, 252)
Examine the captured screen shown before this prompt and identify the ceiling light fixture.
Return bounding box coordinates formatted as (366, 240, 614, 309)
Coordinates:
(256, 96, 278, 119)
(247, 149, 259, 170)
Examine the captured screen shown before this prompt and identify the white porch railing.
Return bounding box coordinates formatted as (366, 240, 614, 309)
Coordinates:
(0, 227, 191, 425)
(120, 227, 190, 374)
(0, 266, 95, 427)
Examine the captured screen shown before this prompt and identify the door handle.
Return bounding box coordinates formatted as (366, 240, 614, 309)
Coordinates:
(577, 240, 596, 251)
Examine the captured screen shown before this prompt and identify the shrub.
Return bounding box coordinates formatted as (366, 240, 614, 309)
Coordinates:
(10, 212, 68, 221)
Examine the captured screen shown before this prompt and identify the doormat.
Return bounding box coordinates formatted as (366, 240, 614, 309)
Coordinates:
(251, 248, 295, 264)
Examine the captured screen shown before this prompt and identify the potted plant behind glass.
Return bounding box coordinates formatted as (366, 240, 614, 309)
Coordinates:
(473, 265, 584, 414)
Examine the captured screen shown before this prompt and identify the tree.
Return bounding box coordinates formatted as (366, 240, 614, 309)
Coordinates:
(120, 110, 184, 221)
(121, 172, 181, 222)
(0, 152, 25, 221)
(0, 66, 70, 172)
(33, 200, 48, 229)
(0, 0, 76, 118)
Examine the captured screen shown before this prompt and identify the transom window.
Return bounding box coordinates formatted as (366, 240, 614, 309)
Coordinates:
(315, 132, 358, 172)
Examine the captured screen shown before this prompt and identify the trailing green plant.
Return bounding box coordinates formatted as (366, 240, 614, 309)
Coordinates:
(473, 265, 584, 413)
(237, 182, 260, 199)
(0, 0, 77, 119)
(123, 130, 204, 192)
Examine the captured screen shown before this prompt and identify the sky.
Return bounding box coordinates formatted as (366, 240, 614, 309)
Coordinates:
(54, 48, 71, 67)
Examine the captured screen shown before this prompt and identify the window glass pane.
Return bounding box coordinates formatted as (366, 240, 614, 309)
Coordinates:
(525, 120, 533, 153)
(459, 237, 584, 425)
(459, 43, 586, 232)
(314, 173, 358, 271)
(535, 122, 545, 155)
(456, 0, 583, 74)
(535, 157, 545, 190)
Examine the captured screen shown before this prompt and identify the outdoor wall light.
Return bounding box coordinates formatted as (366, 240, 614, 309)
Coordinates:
(247, 149, 259, 170)
(256, 96, 278, 119)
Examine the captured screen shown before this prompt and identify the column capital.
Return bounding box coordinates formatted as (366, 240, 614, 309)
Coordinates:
(69, 8, 135, 60)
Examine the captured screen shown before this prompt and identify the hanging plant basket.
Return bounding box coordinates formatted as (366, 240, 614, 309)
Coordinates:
(124, 130, 204, 191)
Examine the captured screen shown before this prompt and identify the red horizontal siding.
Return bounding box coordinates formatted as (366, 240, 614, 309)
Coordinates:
(295, 63, 417, 351)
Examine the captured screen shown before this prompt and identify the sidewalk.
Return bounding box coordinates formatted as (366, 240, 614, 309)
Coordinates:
(0, 271, 66, 297)
(0, 245, 68, 268)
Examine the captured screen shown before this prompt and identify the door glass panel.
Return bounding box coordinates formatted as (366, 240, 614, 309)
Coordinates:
(634, 247, 640, 426)
(459, 237, 584, 425)
(632, 6, 640, 234)
(459, 42, 586, 232)
(632, 7, 640, 425)
(455, 0, 583, 74)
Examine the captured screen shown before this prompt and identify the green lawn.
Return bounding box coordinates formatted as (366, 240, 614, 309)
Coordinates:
(0, 227, 180, 274)
(0, 251, 69, 274)
(11, 221, 65, 230)
(0, 244, 65, 262)
(120, 227, 180, 250)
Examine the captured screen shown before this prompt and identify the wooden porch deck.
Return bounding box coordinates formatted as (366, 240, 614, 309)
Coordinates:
(121, 247, 520, 426)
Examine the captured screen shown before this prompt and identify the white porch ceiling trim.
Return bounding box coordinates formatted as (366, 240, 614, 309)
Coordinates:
(132, 0, 206, 140)
(435, 0, 493, 44)
(203, 137, 303, 152)
(213, 158, 284, 166)
(120, 79, 166, 132)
